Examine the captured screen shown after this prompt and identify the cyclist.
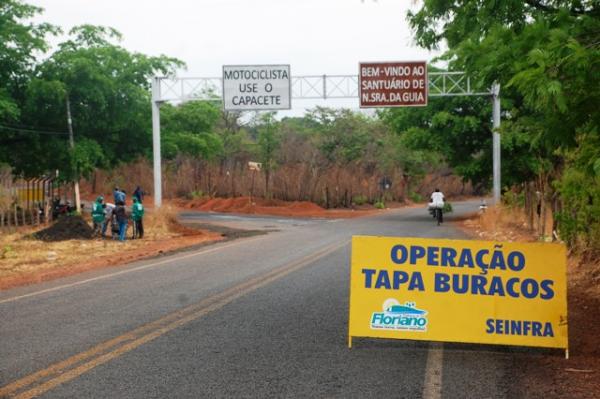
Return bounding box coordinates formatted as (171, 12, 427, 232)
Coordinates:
(430, 188, 445, 225)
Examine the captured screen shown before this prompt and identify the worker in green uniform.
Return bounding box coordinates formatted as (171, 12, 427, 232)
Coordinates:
(131, 197, 144, 239)
(91, 196, 105, 237)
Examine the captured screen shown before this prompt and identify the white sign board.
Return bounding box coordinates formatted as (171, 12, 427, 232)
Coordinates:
(248, 161, 262, 171)
(222, 65, 291, 111)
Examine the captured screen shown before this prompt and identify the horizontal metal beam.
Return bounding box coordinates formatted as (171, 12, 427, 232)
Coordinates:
(153, 72, 492, 103)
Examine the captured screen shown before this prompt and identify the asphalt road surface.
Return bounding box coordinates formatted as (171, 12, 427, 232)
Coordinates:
(0, 201, 543, 398)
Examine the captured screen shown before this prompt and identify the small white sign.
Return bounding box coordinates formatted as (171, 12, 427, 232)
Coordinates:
(248, 161, 262, 171)
(222, 64, 291, 111)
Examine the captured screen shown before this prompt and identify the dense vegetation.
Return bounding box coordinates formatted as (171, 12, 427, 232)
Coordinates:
(403, 0, 599, 249)
(1, 0, 598, 249)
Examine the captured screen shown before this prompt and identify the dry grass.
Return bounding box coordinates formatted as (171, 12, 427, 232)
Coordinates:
(83, 157, 474, 208)
(462, 205, 538, 242)
(0, 206, 217, 285)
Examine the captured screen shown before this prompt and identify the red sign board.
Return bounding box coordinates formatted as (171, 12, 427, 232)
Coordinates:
(359, 61, 428, 108)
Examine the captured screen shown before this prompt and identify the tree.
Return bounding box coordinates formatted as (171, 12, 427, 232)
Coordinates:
(0, 0, 59, 171)
(0, 0, 58, 121)
(407, 0, 600, 242)
(160, 100, 223, 160)
(380, 95, 493, 192)
(16, 25, 184, 178)
(256, 113, 281, 197)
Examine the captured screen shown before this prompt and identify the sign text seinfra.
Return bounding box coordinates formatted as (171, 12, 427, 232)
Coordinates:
(359, 61, 428, 107)
(222, 64, 291, 111)
(348, 236, 568, 349)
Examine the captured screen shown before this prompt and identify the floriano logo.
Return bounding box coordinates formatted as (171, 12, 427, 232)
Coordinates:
(370, 299, 428, 331)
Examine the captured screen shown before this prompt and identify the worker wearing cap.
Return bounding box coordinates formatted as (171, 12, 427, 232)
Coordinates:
(91, 196, 105, 236)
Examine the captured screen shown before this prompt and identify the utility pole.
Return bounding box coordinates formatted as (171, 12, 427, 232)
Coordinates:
(151, 77, 162, 208)
(492, 83, 501, 204)
(66, 94, 81, 213)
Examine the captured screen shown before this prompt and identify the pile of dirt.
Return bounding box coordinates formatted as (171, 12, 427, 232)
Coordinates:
(177, 196, 325, 215)
(33, 215, 95, 241)
(174, 196, 383, 218)
(287, 201, 324, 213)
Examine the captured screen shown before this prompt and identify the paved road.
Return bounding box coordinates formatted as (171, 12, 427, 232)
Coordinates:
(0, 202, 534, 398)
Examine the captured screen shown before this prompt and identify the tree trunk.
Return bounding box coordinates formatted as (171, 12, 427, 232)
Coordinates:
(527, 183, 535, 231)
(92, 170, 97, 193)
(45, 200, 51, 224)
(538, 174, 547, 239)
(265, 169, 270, 199)
(551, 192, 561, 241)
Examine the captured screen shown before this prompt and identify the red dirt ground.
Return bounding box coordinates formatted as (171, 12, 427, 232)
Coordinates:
(172, 196, 385, 218)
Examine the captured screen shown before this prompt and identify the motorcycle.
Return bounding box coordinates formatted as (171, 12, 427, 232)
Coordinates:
(51, 199, 82, 219)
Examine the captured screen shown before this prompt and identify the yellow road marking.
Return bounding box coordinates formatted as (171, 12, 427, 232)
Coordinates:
(2, 240, 348, 399)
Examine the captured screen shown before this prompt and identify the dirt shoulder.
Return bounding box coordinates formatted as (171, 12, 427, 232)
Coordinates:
(0, 196, 396, 292)
(171, 196, 394, 218)
(458, 207, 600, 398)
(0, 209, 225, 291)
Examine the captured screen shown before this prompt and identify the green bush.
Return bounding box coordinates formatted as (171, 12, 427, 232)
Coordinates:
(408, 191, 423, 203)
(555, 169, 600, 249)
(188, 190, 205, 200)
(374, 201, 385, 209)
(443, 202, 453, 213)
(502, 191, 524, 208)
(352, 195, 368, 206)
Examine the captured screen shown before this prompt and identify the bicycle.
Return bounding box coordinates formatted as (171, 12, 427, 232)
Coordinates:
(434, 207, 443, 225)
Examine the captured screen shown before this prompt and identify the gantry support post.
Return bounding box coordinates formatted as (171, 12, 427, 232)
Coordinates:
(151, 77, 162, 208)
(492, 83, 501, 204)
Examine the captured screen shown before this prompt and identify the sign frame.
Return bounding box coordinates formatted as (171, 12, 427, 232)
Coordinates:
(358, 61, 429, 108)
(222, 64, 292, 112)
(348, 235, 568, 352)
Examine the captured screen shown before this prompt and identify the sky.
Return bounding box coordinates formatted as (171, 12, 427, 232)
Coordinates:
(30, 0, 443, 115)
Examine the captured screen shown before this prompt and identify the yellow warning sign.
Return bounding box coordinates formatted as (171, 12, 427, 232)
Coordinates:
(348, 236, 568, 349)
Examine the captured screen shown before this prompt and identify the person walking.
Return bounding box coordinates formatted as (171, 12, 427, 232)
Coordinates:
(131, 197, 144, 239)
(91, 196, 105, 236)
(114, 201, 128, 241)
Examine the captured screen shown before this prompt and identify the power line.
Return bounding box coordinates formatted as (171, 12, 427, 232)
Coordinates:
(0, 124, 70, 136)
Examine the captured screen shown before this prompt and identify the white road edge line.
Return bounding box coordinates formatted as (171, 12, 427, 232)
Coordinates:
(0, 235, 267, 305)
(422, 342, 443, 399)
